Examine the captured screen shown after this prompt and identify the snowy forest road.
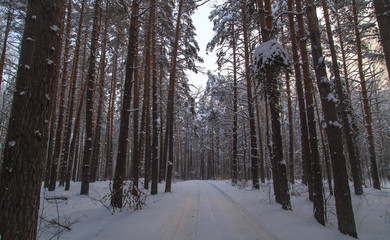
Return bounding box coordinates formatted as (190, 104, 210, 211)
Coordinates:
(156, 181, 276, 240)
(85, 180, 277, 240)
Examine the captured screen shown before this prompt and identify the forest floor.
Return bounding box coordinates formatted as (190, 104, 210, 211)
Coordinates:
(38, 180, 389, 240)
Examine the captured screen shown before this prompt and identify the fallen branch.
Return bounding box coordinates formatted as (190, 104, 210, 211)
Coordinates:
(45, 197, 68, 201)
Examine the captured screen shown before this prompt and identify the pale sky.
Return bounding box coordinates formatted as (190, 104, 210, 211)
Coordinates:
(187, 1, 218, 93)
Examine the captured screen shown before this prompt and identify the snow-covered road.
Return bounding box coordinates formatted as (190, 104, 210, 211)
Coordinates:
(155, 181, 275, 240)
(45, 180, 389, 240)
(69, 180, 276, 240)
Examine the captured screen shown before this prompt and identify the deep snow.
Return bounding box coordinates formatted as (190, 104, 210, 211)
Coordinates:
(38, 180, 390, 240)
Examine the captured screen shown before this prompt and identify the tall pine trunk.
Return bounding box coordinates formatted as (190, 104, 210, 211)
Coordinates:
(165, 0, 184, 192)
(111, 0, 139, 207)
(231, 24, 239, 186)
(80, 0, 102, 195)
(0, 0, 66, 238)
(241, 5, 260, 190)
(322, 0, 363, 195)
(150, 0, 158, 195)
(352, 0, 380, 190)
(63, 0, 87, 190)
(305, 0, 357, 237)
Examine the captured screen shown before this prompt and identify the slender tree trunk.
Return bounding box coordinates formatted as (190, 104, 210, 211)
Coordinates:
(49, 0, 72, 190)
(352, 0, 380, 190)
(295, 0, 313, 198)
(322, 0, 363, 195)
(111, 0, 139, 207)
(44, 4, 66, 189)
(80, 0, 102, 195)
(158, 44, 166, 183)
(313, 90, 333, 195)
(165, 0, 184, 193)
(140, 5, 153, 189)
(241, 5, 260, 190)
(63, 0, 87, 190)
(296, 0, 326, 222)
(0, 0, 66, 238)
(66, 29, 89, 190)
(91, 2, 109, 182)
(150, 0, 158, 195)
(231, 24, 238, 186)
(305, 0, 357, 237)
(105, 37, 119, 180)
(285, 73, 295, 184)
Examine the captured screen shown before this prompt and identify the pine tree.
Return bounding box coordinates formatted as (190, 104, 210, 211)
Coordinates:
(80, 0, 103, 195)
(111, 0, 140, 207)
(0, 0, 66, 238)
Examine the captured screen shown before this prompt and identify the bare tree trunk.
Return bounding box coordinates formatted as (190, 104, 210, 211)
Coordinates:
(241, 5, 260, 190)
(352, 0, 380, 190)
(49, 0, 73, 190)
(231, 24, 238, 185)
(295, 0, 314, 199)
(313, 90, 333, 195)
(66, 29, 89, 190)
(0, 0, 66, 238)
(296, 0, 325, 222)
(305, 0, 357, 237)
(165, 0, 184, 193)
(44, 4, 66, 189)
(105, 37, 119, 180)
(322, 0, 363, 195)
(140, 4, 153, 189)
(150, 0, 158, 195)
(80, 0, 102, 195)
(111, 0, 139, 207)
(256, 0, 290, 209)
(91, 2, 109, 182)
(63, 0, 87, 190)
(285, 73, 295, 184)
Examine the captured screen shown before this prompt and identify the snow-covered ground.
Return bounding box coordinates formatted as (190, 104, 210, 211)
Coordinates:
(38, 180, 389, 240)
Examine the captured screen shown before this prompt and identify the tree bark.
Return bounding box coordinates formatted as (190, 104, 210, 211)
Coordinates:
(322, 0, 363, 195)
(150, 0, 158, 195)
(231, 24, 239, 186)
(91, 2, 109, 182)
(241, 5, 260, 190)
(49, 0, 73, 190)
(352, 0, 380, 190)
(305, 0, 357, 237)
(63, 0, 87, 190)
(165, 0, 184, 193)
(0, 0, 66, 238)
(80, 0, 102, 195)
(111, 0, 139, 207)
(295, 0, 314, 199)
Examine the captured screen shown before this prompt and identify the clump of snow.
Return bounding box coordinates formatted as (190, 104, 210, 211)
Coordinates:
(8, 141, 16, 147)
(253, 39, 290, 78)
(326, 93, 339, 103)
(50, 25, 60, 32)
